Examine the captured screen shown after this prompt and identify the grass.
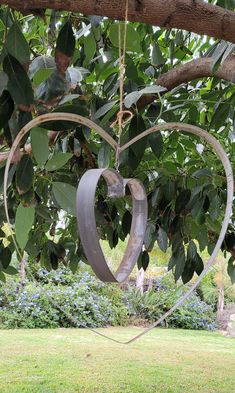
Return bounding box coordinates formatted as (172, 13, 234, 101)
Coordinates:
(0, 328, 235, 393)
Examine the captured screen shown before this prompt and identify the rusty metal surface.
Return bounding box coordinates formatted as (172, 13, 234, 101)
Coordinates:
(76, 169, 148, 282)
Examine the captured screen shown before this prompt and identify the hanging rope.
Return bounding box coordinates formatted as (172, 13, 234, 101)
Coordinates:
(115, 0, 130, 170)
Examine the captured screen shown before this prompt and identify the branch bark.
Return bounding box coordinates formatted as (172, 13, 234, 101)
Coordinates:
(1, 0, 235, 44)
(157, 54, 235, 90)
(137, 54, 235, 108)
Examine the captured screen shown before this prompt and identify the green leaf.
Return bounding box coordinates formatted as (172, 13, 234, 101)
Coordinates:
(70, 253, 79, 274)
(197, 226, 208, 252)
(227, 258, 235, 284)
(211, 41, 228, 72)
(151, 43, 164, 66)
(31, 127, 49, 166)
(3, 54, 34, 106)
(84, 33, 96, 65)
(195, 253, 204, 276)
(50, 252, 59, 270)
(187, 240, 197, 261)
(33, 68, 54, 87)
(29, 56, 55, 79)
(3, 265, 18, 275)
(5, 22, 30, 64)
(144, 223, 155, 251)
(0, 90, 14, 129)
(0, 71, 8, 95)
(209, 194, 220, 221)
(192, 168, 212, 178)
(98, 142, 110, 168)
(93, 100, 118, 120)
(16, 154, 34, 195)
(129, 114, 147, 159)
(149, 132, 163, 159)
(15, 204, 35, 250)
(56, 21, 75, 57)
(137, 253, 142, 270)
(163, 161, 178, 175)
(67, 67, 83, 85)
(52, 182, 76, 216)
(156, 227, 168, 252)
(45, 153, 73, 171)
(175, 189, 191, 214)
(124, 85, 166, 108)
(176, 144, 185, 164)
(0, 247, 12, 269)
(109, 23, 141, 53)
(210, 102, 230, 130)
(0, 271, 6, 283)
(181, 241, 201, 283)
(124, 91, 140, 109)
(142, 251, 149, 271)
(168, 249, 178, 271)
(40, 247, 52, 271)
(174, 245, 186, 281)
(182, 259, 195, 284)
(122, 211, 132, 238)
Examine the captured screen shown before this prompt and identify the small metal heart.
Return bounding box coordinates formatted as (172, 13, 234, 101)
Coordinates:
(76, 168, 148, 282)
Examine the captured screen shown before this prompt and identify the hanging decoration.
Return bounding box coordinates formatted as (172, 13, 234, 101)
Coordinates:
(3, 113, 234, 343)
(2, 0, 234, 343)
(76, 168, 147, 282)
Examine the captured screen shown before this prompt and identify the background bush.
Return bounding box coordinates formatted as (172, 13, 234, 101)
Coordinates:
(123, 275, 216, 330)
(0, 269, 216, 330)
(0, 270, 128, 329)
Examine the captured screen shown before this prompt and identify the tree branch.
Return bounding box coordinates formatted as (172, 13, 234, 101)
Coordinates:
(137, 55, 235, 108)
(157, 54, 235, 90)
(1, 0, 235, 44)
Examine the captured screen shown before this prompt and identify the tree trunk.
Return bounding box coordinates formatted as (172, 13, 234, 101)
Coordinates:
(216, 259, 225, 321)
(217, 286, 225, 320)
(19, 257, 27, 287)
(1, 0, 235, 44)
(136, 268, 145, 294)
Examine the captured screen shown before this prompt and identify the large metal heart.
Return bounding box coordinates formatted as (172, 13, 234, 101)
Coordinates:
(4, 113, 233, 343)
(76, 168, 148, 282)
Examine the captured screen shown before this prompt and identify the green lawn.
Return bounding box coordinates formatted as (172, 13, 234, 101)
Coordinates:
(0, 328, 234, 393)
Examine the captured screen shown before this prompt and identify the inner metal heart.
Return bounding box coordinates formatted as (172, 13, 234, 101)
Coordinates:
(76, 168, 148, 282)
(3, 113, 234, 344)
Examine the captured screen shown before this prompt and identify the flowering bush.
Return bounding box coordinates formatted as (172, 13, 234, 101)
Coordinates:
(123, 276, 216, 330)
(0, 270, 128, 329)
(168, 295, 216, 330)
(0, 270, 216, 330)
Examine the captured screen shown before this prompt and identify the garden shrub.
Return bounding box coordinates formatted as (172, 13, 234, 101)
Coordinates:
(123, 275, 216, 330)
(0, 270, 129, 329)
(0, 269, 216, 330)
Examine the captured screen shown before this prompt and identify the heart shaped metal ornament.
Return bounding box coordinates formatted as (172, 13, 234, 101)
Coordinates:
(3, 113, 234, 343)
(76, 168, 148, 282)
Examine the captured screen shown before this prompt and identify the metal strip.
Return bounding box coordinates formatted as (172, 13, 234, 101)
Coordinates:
(76, 169, 148, 282)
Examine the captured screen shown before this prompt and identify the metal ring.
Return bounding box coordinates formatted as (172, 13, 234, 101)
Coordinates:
(76, 168, 148, 282)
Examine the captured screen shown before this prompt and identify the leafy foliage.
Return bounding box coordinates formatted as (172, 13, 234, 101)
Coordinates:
(123, 276, 216, 330)
(0, 6, 234, 285)
(0, 270, 128, 328)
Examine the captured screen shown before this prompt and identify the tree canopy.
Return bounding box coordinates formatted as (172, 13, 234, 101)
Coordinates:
(0, 1, 235, 284)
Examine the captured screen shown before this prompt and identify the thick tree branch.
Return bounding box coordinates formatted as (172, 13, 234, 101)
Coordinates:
(137, 55, 235, 108)
(1, 0, 235, 44)
(157, 54, 235, 90)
